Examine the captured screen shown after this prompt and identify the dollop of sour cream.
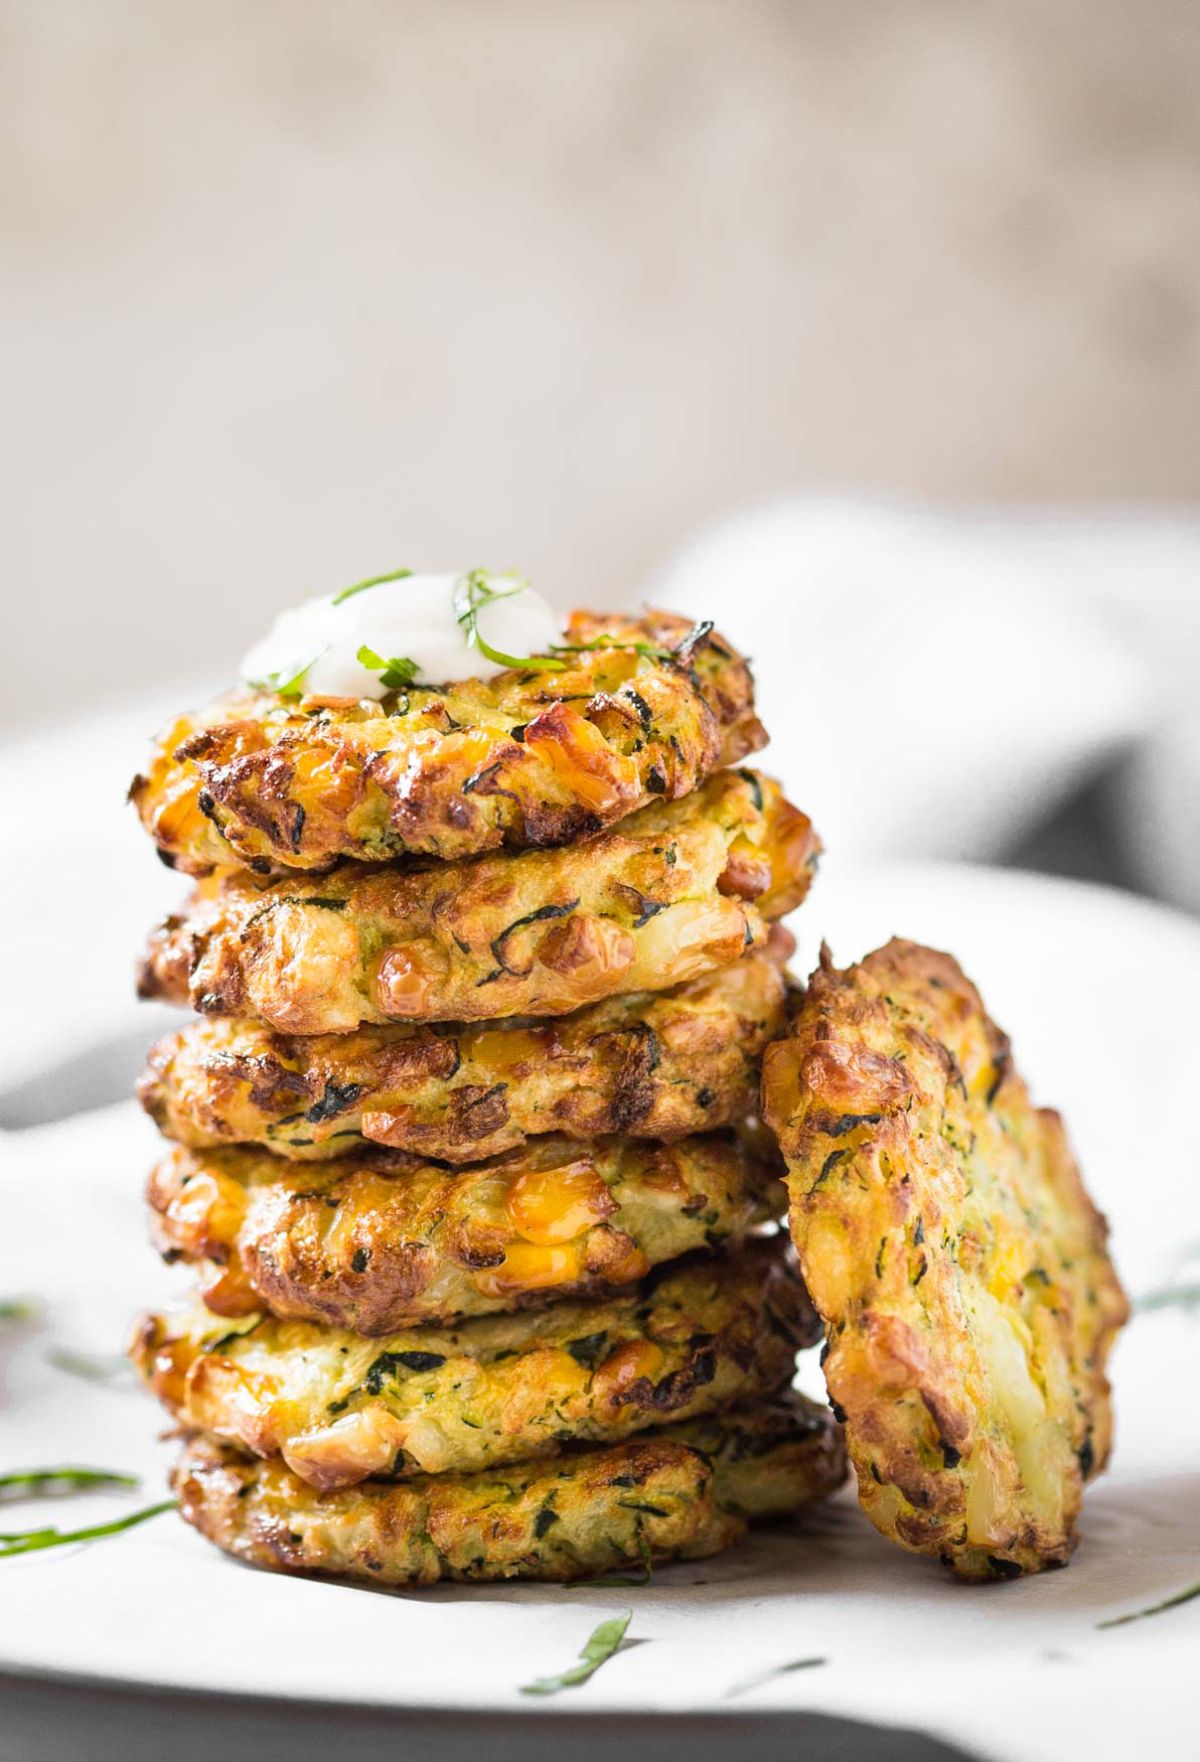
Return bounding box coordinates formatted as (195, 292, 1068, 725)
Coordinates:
(238, 569, 563, 700)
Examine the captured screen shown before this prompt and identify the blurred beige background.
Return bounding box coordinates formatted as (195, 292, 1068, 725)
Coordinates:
(3, 0, 1198, 730)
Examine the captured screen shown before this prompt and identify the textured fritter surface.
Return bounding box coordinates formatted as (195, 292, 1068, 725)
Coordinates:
(132, 1238, 818, 1488)
(762, 938, 1128, 1581)
(130, 610, 765, 875)
(138, 768, 818, 1032)
(172, 1393, 846, 1586)
(146, 1131, 787, 1330)
(139, 940, 791, 1162)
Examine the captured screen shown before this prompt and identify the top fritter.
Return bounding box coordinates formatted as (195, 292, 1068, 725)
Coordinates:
(131, 607, 764, 876)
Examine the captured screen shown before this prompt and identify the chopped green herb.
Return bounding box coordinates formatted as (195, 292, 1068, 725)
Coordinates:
(46, 1347, 133, 1383)
(726, 1656, 827, 1698)
(363, 1349, 447, 1395)
(247, 650, 328, 701)
(491, 900, 579, 975)
(0, 1467, 138, 1497)
(454, 570, 565, 674)
(1135, 1281, 1200, 1315)
(1098, 1582, 1200, 1629)
(0, 1500, 175, 1559)
(305, 1080, 365, 1126)
(551, 637, 674, 664)
(201, 1317, 263, 1355)
(566, 1331, 608, 1370)
(332, 566, 412, 606)
(0, 1298, 38, 1322)
(356, 645, 420, 690)
(572, 1535, 654, 1588)
(519, 1611, 631, 1696)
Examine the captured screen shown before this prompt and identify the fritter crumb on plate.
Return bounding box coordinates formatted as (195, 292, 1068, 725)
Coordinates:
(146, 1129, 787, 1331)
(172, 1392, 846, 1586)
(132, 1237, 819, 1488)
(761, 938, 1128, 1581)
(138, 936, 792, 1162)
(138, 767, 818, 1033)
(131, 610, 765, 875)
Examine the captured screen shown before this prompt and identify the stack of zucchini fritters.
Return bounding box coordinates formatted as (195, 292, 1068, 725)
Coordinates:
(128, 610, 849, 1586)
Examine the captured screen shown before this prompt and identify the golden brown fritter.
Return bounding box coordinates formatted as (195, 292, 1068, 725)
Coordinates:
(171, 1393, 846, 1586)
(131, 1237, 817, 1488)
(761, 938, 1128, 1581)
(130, 611, 765, 876)
(138, 768, 818, 1033)
(139, 939, 791, 1163)
(146, 1131, 787, 1331)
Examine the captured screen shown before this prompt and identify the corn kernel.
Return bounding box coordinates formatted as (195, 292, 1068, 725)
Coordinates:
(507, 1158, 613, 1244)
(474, 1241, 584, 1295)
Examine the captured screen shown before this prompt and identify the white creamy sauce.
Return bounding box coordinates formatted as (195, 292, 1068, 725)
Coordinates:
(238, 570, 563, 699)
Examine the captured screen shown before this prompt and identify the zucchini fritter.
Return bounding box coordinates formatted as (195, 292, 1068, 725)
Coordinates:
(132, 1238, 818, 1488)
(172, 1393, 846, 1586)
(139, 940, 791, 1162)
(131, 611, 765, 876)
(138, 768, 818, 1033)
(146, 1131, 786, 1330)
(761, 939, 1128, 1581)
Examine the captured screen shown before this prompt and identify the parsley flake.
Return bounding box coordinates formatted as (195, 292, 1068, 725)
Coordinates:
(0, 1298, 39, 1322)
(248, 650, 329, 701)
(332, 567, 412, 606)
(454, 570, 565, 673)
(726, 1656, 827, 1698)
(0, 1500, 175, 1559)
(0, 1467, 138, 1497)
(1135, 1280, 1200, 1315)
(356, 646, 421, 691)
(520, 1611, 632, 1696)
(1099, 1582, 1200, 1629)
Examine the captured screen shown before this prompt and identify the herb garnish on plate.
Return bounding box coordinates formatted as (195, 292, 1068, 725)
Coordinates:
(519, 1611, 632, 1696)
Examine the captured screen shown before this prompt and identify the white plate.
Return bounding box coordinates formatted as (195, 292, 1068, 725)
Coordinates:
(2, 860, 1198, 1762)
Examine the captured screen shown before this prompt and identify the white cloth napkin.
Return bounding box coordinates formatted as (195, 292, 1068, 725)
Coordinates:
(651, 496, 1199, 886)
